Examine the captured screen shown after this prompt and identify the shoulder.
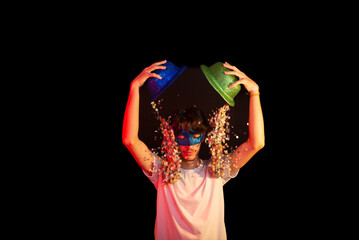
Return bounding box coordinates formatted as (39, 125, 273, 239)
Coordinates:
(142, 153, 162, 186)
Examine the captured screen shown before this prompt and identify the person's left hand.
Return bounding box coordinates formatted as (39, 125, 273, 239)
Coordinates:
(223, 62, 259, 93)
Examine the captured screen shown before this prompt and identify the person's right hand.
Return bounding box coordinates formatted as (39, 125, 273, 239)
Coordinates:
(131, 60, 167, 88)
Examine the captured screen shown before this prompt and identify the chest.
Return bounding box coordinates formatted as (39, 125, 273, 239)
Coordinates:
(169, 168, 223, 203)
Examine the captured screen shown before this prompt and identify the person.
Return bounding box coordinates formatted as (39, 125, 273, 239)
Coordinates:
(122, 60, 265, 240)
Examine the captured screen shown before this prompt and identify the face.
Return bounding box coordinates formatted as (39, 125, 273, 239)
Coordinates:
(175, 128, 203, 161)
(178, 142, 201, 161)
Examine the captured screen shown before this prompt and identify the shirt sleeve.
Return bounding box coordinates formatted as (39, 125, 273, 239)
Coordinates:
(142, 153, 161, 188)
(222, 155, 240, 185)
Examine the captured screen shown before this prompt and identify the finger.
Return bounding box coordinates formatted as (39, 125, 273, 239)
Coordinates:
(223, 62, 240, 72)
(148, 72, 162, 79)
(229, 80, 243, 88)
(224, 71, 241, 78)
(151, 59, 167, 67)
(224, 61, 232, 67)
(147, 65, 166, 72)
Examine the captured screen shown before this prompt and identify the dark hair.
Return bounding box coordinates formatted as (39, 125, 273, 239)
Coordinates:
(169, 105, 209, 136)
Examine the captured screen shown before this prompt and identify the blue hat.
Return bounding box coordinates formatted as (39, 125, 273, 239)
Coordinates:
(145, 61, 186, 102)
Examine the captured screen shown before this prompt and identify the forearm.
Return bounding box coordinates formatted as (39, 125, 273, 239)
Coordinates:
(248, 92, 265, 149)
(122, 83, 140, 146)
(122, 84, 156, 172)
(122, 60, 167, 173)
(224, 62, 264, 170)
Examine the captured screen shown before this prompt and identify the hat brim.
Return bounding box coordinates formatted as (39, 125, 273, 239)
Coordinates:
(149, 66, 187, 102)
(200, 65, 236, 107)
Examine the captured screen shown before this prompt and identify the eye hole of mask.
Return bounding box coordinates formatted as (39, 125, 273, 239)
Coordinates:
(177, 135, 186, 140)
(177, 134, 201, 140)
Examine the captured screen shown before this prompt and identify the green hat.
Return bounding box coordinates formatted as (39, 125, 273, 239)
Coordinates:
(200, 62, 241, 106)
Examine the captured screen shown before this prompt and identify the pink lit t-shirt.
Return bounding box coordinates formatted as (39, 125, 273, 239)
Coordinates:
(143, 155, 239, 240)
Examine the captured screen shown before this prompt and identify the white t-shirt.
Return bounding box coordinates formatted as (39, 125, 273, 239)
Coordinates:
(143, 155, 239, 240)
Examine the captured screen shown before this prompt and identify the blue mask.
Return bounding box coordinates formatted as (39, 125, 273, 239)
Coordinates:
(175, 129, 204, 146)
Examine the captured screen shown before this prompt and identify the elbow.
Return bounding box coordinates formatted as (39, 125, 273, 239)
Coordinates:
(122, 138, 130, 148)
(252, 141, 265, 151)
(122, 136, 134, 148)
(122, 135, 139, 149)
(257, 142, 265, 150)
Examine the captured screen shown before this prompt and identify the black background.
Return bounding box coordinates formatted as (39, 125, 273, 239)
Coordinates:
(50, 14, 338, 239)
(118, 50, 297, 239)
(84, 39, 309, 239)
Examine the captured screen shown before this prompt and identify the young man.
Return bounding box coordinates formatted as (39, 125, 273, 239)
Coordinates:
(122, 60, 265, 240)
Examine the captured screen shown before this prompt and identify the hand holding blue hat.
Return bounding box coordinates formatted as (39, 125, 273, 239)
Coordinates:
(145, 61, 187, 102)
(131, 60, 168, 88)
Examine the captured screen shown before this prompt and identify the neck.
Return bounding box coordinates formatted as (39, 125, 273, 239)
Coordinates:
(180, 157, 200, 169)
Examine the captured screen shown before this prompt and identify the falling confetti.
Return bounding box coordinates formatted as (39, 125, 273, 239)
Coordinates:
(205, 104, 231, 178)
(158, 117, 181, 186)
(150, 100, 234, 184)
(151, 99, 181, 186)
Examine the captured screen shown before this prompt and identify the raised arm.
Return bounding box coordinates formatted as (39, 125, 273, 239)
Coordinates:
(224, 62, 265, 173)
(122, 60, 167, 173)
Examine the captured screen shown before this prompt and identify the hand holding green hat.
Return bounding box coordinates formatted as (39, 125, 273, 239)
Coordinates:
(200, 62, 241, 106)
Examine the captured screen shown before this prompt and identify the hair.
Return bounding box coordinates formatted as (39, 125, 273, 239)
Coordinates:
(169, 105, 209, 137)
